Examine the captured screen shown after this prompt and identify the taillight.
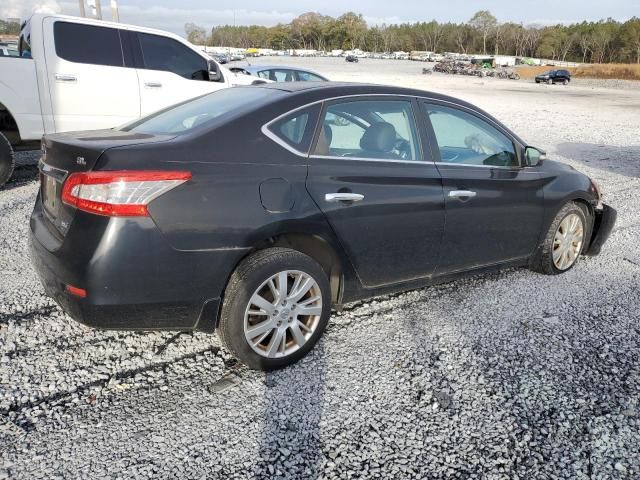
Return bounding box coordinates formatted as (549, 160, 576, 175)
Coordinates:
(61, 171, 191, 217)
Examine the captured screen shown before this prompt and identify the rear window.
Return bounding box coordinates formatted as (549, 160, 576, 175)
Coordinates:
(54, 22, 123, 67)
(120, 87, 281, 134)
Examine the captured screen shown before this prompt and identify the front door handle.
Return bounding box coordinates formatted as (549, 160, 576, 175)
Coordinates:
(449, 190, 477, 199)
(55, 74, 77, 83)
(144, 82, 163, 88)
(325, 193, 365, 203)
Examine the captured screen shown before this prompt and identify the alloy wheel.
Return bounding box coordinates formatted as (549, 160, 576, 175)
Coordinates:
(552, 213, 584, 270)
(243, 270, 323, 358)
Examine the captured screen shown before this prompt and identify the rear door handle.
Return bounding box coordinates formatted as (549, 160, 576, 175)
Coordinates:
(325, 193, 364, 203)
(448, 190, 477, 199)
(55, 74, 77, 83)
(144, 82, 163, 88)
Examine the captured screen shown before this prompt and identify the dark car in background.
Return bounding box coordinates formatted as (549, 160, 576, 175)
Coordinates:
(230, 65, 328, 82)
(345, 55, 359, 63)
(30, 82, 615, 370)
(535, 69, 571, 84)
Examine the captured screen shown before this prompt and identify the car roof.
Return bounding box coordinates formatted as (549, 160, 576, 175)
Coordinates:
(243, 65, 324, 75)
(254, 81, 463, 102)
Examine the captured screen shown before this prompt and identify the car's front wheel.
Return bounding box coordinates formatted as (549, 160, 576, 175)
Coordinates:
(530, 202, 590, 275)
(218, 248, 331, 370)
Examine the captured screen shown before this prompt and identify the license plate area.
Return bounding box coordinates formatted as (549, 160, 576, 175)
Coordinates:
(39, 161, 68, 223)
(42, 173, 61, 218)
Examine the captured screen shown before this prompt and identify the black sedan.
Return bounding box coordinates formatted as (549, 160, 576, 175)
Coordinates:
(535, 69, 571, 85)
(30, 83, 616, 370)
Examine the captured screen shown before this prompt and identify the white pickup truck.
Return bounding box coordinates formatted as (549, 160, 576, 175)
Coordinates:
(0, 14, 264, 186)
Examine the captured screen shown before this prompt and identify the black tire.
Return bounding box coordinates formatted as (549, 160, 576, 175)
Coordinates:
(218, 247, 331, 371)
(530, 201, 591, 275)
(0, 132, 15, 188)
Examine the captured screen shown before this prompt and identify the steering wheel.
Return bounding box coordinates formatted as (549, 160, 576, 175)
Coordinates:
(392, 139, 412, 160)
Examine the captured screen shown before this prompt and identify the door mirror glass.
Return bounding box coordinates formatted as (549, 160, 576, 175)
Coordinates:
(208, 59, 222, 82)
(524, 146, 545, 166)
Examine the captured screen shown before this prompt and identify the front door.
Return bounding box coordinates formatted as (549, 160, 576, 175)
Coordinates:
(421, 101, 546, 273)
(306, 97, 445, 288)
(130, 31, 226, 116)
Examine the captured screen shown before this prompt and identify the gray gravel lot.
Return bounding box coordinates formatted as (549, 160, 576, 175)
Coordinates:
(1, 59, 639, 479)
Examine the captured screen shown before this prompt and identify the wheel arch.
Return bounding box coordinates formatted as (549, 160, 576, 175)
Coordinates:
(250, 232, 346, 305)
(0, 101, 21, 146)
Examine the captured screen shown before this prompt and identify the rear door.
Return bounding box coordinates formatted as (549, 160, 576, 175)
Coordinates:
(43, 18, 140, 132)
(420, 101, 545, 273)
(305, 97, 445, 288)
(130, 31, 226, 116)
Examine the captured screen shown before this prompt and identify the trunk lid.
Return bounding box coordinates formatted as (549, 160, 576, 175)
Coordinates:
(39, 129, 175, 236)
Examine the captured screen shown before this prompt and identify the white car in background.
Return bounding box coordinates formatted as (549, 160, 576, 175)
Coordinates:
(0, 14, 264, 186)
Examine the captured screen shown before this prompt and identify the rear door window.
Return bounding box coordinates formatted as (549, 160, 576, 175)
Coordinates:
(260, 69, 295, 82)
(54, 22, 123, 66)
(313, 99, 420, 161)
(137, 33, 208, 80)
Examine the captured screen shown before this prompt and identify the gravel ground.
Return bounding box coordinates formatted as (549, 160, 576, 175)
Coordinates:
(1, 59, 639, 479)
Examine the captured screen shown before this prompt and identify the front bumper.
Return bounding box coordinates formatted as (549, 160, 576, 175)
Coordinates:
(29, 198, 248, 332)
(584, 203, 617, 256)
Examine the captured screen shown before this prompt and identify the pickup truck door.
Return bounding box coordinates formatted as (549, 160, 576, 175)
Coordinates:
(42, 18, 140, 132)
(127, 31, 227, 116)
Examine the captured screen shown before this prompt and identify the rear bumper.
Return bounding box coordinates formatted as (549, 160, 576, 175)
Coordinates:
(30, 199, 248, 332)
(585, 203, 617, 256)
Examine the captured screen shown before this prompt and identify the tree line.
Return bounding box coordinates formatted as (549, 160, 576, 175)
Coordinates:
(0, 19, 20, 35)
(186, 11, 640, 64)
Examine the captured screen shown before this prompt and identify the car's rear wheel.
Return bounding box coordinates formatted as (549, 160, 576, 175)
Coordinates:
(0, 132, 15, 188)
(218, 247, 331, 370)
(530, 202, 590, 275)
(547, 78, 553, 85)
(563, 79, 569, 85)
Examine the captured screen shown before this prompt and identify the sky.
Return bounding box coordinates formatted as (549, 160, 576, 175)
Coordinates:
(2, 0, 636, 36)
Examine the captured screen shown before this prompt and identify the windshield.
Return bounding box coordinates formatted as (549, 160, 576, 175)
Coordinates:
(119, 87, 281, 134)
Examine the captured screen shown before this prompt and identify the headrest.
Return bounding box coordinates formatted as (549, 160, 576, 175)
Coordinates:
(323, 122, 333, 145)
(360, 122, 396, 153)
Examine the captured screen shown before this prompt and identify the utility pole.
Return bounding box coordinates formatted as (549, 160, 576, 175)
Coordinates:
(78, 0, 86, 17)
(110, 0, 119, 22)
(95, 0, 102, 20)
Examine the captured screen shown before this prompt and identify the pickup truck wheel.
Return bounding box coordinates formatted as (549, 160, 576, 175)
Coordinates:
(530, 202, 590, 275)
(0, 132, 15, 188)
(218, 247, 331, 371)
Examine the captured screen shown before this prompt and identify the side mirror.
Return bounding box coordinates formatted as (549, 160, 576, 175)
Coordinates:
(524, 146, 546, 167)
(208, 59, 223, 82)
